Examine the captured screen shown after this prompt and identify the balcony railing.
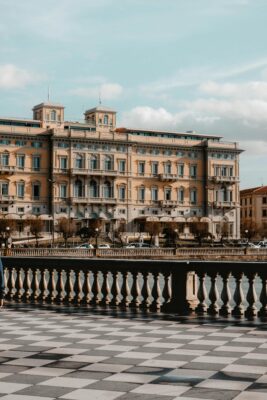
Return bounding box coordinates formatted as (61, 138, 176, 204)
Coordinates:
(69, 196, 116, 204)
(210, 176, 239, 183)
(2, 252, 267, 318)
(213, 201, 238, 208)
(70, 168, 118, 176)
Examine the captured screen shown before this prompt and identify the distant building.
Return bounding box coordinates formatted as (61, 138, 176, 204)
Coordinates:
(240, 186, 267, 238)
(0, 102, 242, 239)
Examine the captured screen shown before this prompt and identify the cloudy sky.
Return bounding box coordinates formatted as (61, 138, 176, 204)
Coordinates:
(0, 0, 266, 188)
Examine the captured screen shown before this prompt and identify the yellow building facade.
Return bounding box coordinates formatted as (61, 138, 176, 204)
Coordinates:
(0, 102, 242, 239)
(240, 186, 267, 238)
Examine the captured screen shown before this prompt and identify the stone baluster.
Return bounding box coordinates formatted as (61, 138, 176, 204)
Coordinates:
(141, 271, 151, 309)
(195, 272, 208, 314)
(3, 267, 7, 298)
(232, 272, 245, 316)
(72, 270, 81, 304)
(120, 271, 130, 308)
(207, 272, 219, 315)
(100, 270, 110, 306)
(32, 268, 40, 302)
(245, 272, 258, 317)
(162, 271, 172, 306)
(150, 271, 162, 311)
(65, 269, 73, 303)
(55, 269, 65, 303)
(39, 269, 48, 302)
(46, 269, 56, 303)
(91, 271, 101, 305)
(23, 268, 32, 302)
(81, 270, 91, 305)
(258, 272, 267, 317)
(6, 267, 15, 300)
(14, 267, 24, 302)
(110, 271, 120, 306)
(220, 271, 232, 316)
(129, 271, 140, 308)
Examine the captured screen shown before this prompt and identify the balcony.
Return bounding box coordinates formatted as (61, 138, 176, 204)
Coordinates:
(213, 200, 238, 209)
(70, 196, 117, 204)
(0, 166, 16, 175)
(210, 175, 239, 183)
(159, 200, 178, 207)
(70, 168, 118, 176)
(159, 173, 178, 182)
(0, 195, 15, 203)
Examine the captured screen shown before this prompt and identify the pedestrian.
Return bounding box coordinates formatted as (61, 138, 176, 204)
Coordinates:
(0, 258, 4, 308)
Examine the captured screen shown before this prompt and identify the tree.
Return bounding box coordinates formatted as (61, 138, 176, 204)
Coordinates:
(145, 221, 162, 246)
(240, 220, 258, 241)
(0, 218, 16, 247)
(27, 218, 44, 247)
(162, 222, 182, 247)
(114, 220, 126, 246)
(220, 221, 230, 242)
(189, 222, 210, 246)
(57, 217, 77, 247)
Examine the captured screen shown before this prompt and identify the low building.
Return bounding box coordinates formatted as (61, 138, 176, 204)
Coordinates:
(0, 101, 242, 240)
(240, 186, 267, 239)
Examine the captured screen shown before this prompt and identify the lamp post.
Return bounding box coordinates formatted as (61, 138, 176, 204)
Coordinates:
(95, 227, 99, 249)
(245, 229, 249, 246)
(5, 226, 10, 248)
(48, 179, 56, 247)
(174, 228, 178, 248)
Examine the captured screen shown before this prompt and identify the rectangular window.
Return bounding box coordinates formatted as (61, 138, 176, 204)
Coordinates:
(164, 163, 171, 174)
(151, 162, 158, 175)
(138, 187, 145, 202)
(60, 184, 67, 198)
(178, 164, 184, 177)
(15, 140, 26, 146)
(119, 186, 126, 201)
(263, 209, 267, 217)
(17, 154, 25, 169)
(138, 162, 145, 175)
(32, 207, 41, 215)
(60, 157, 67, 170)
(165, 188, 171, 201)
(151, 187, 158, 202)
(1, 183, 8, 196)
(190, 189, 197, 204)
(31, 142, 42, 148)
(1, 153, 9, 166)
(263, 197, 267, 204)
(222, 166, 227, 176)
(190, 165, 197, 178)
(32, 155, 41, 171)
(229, 166, 233, 176)
(118, 160, 126, 173)
(17, 207, 24, 213)
(215, 166, 220, 176)
(17, 182, 25, 198)
(178, 188, 184, 203)
(32, 184, 40, 200)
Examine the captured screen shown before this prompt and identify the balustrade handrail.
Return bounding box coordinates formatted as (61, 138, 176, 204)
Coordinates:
(1, 247, 267, 259)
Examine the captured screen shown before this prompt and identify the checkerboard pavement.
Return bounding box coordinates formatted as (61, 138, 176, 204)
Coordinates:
(0, 305, 266, 400)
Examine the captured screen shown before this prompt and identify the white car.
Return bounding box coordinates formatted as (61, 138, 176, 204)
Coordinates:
(97, 244, 110, 249)
(75, 243, 94, 249)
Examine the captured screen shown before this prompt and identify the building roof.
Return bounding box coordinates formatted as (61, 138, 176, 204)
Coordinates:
(32, 102, 65, 110)
(240, 186, 267, 195)
(84, 105, 116, 114)
(115, 127, 222, 140)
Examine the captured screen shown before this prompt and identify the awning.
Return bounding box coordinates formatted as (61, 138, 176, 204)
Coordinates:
(173, 217, 186, 222)
(39, 214, 53, 221)
(146, 216, 160, 222)
(200, 217, 211, 223)
(187, 217, 199, 223)
(160, 216, 172, 222)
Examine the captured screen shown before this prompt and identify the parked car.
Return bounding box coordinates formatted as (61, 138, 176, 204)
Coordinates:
(256, 241, 267, 248)
(97, 244, 110, 249)
(125, 243, 151, 248)
(75, 243, 94, 249)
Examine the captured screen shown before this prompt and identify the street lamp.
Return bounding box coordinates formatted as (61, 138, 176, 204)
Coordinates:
(245, 229, 249, 245)
(5, 226, 10, 248)
(48, 179, 56, 247)
(95, 228, 99, 249)
(174, 228, 178, 248)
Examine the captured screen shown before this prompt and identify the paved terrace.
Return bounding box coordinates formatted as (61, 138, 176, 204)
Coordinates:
(0, 304, 267, 400)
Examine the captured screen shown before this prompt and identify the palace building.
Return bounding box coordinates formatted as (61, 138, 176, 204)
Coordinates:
(0, 102, 242, 239)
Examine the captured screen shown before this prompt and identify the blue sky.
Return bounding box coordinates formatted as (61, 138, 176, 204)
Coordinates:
(0, 0, 267, 188)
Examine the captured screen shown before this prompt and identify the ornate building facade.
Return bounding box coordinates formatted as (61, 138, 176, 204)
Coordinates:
(0, 102, 242, 239)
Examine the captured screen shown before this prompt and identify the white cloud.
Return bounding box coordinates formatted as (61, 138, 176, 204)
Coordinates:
(0, 64, 38, 89)
(71, 83, 123, 101)
(199, 80, 267, 99)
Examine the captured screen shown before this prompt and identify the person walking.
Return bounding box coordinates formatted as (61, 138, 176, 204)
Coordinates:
(0, 258, 4, 307)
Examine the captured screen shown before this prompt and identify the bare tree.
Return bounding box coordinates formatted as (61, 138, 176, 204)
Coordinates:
(114, 220, 126, 246)
(57, 217, 77, 247)
(0, 218, 16, 247)
(240, 220, 258, 241)
(27, 218, 44, 247)
(189, 222, 210, 246)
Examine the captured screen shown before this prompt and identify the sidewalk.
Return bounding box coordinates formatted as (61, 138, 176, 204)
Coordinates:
(0, 304, 266, 399)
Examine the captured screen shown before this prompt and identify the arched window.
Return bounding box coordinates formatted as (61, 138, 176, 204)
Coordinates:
(89, 180, 98, 198)
(103, 181, 112, 198)
(104, 155, 112, 171)
(118, 185, 126, 201)
(164, 187, 172, 201)
(190, 188, 197, 204)
(32, 181, 40, 200)
(1, 151, 9, 167)
(50, 110, 57, 121)
(0, 181, 9, 196)
(103, 114, 109, 125)
(164, 161, 172, 174)
(74, 180, 83, 197)
(178, 187, 184, 203)
(90, 155, 98, 170)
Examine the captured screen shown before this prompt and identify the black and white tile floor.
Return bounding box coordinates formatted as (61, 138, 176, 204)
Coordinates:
(0, 305, 266, 400)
